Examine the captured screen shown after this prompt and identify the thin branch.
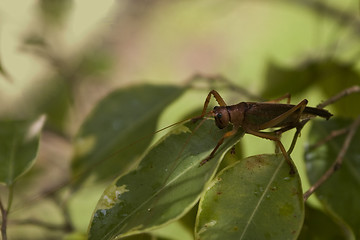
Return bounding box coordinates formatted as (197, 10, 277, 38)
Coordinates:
(50, 195, 74, 232)
(309, 126, 349, 151)
(294, 85, 360, 149)
(6, 185, 14, 213)
(303, 115, 360, 201)
(211, 74, 264, 101)
(10, 218, 69, 232)
(185, 73, 264, 101)
(300, 85, 360, 200)
(0, 199, 7, 240)
(12, 178, 69, 213)
(317, 85, 360, 109)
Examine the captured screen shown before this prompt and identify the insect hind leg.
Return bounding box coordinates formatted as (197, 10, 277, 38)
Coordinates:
(273, 119, 306, 155)
(258, 99, 308, 130)
(246, 129, 296, 175)
(266, 93, 291, 104)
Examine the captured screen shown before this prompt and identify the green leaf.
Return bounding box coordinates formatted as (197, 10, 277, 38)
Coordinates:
(305, 119, 360, 238)
(218, 142, 243, 172)
(72, 84, 185, 183)
(0, 116, 45, 185)
(121, 233, 171, 240)
(195, 154, 304, 240)
(88, 119, 244, 240)
(299, 204, 354, 240)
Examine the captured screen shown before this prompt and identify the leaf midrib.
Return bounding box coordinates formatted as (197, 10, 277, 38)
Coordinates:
(239, 157, 284, 239)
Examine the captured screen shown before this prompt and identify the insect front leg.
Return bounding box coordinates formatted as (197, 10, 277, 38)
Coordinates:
(199, 126, 239, 166)
(193, 90, 227, 121)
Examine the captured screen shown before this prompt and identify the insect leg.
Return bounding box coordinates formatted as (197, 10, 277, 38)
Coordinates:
(199, 127, 239, 166)
(276, 101, 309, 155)
(246, 129, 296, 174)
(273, 120, 306, 155)
(194, 90, 227, 120)
(287, 122, 306, 155)
(258, 99, 308, 130)
(266, 93, 291, 104)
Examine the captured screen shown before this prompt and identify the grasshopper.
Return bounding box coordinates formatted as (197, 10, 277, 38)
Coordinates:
(194, 90, 333, 174)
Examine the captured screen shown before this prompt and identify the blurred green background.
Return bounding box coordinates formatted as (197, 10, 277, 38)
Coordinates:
(0, 0, 359, 239)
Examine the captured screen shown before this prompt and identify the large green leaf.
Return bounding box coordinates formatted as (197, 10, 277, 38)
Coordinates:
(0, 116, 45, 185)
(299, 204, 354, 240)
(88, 119, 244, 240)
(195, 154, 304, 240)
(71, 84, 185, 183)
(305, 119, 360, 238)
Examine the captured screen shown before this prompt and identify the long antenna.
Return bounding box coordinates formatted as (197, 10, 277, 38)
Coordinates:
(11, 114, 207, 212)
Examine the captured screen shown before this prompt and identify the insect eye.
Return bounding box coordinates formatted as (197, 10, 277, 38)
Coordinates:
(216, 113, 222, 119)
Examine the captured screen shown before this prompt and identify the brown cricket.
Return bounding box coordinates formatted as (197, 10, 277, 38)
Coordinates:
(194, 90, 333, 174)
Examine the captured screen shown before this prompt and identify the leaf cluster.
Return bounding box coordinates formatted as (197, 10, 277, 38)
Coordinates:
(1, 1, 360, 240)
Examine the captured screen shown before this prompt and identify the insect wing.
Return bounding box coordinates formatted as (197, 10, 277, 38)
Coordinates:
(244, 102, 331, 128)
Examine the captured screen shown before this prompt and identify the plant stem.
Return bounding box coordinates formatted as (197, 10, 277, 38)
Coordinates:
(0, 199, 7, 240)
(185, 73, 264, 101)
(10, 218, 69, 232)
(6, 185, 14, 213)
(317, 85, 360, 109)
(0, 183, 17, 240)
(51, 194, 74, 233)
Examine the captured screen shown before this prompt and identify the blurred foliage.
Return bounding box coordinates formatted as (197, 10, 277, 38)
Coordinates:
(305, 119, 360, 239)
(299, 204, 352, 240)
(0, 0, 360, 239)
(263, 58, 360, 117)
(71, 84, 184, 187)
(38, 0, 73, 27)
(0, 116, 44, 185)
(0, 58, 11, 82)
